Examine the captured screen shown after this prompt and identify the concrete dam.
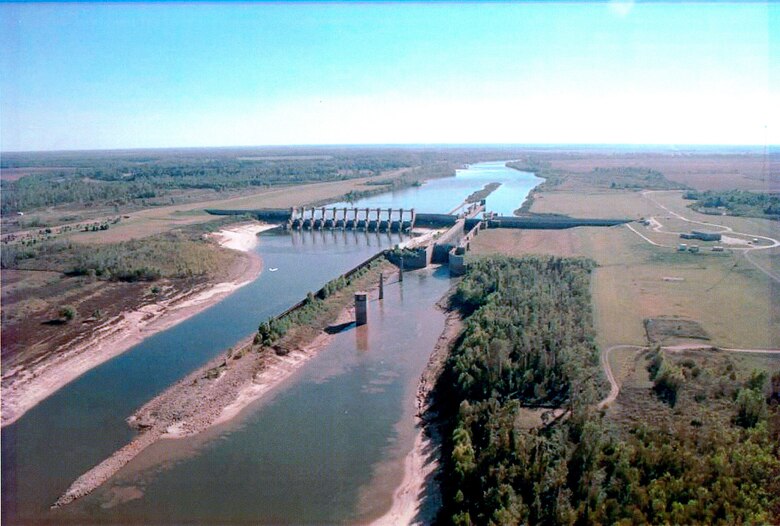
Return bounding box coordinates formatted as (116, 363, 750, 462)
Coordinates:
(205, 205, 630, 232)
(205, 204, 630, 276)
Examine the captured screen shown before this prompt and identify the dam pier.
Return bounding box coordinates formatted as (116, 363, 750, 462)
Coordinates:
(288, 207, 417, 232)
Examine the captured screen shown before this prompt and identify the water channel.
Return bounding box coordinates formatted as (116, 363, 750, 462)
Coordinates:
(2, 161, 538, 524)
(331, 160, 542, 215)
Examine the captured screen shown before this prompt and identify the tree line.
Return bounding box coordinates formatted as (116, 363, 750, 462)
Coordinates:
(684, 189, 780, 220)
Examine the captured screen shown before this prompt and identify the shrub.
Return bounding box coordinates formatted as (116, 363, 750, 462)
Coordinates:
(653, 358, 685, 407)
(59, 305, 77, 321)
(735, 388, 767, 428)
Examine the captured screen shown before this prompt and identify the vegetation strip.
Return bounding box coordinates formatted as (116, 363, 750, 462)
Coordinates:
(464, 182, 502, 204)
(683, 189, 780, 220)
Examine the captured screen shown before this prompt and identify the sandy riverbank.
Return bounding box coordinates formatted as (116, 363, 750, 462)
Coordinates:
(1, 222, 268, 429)
(369, 297, 463, 526)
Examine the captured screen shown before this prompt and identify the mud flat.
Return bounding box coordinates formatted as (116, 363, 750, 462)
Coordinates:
(53, 261, 391, 508)
(1, 223, 269, 428)
(371, 294, 464, 525)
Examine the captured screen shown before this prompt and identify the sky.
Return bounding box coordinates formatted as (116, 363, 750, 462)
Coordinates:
(0, 1, 776, 151)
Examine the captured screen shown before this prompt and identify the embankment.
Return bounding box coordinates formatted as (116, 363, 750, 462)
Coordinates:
(1, 223, 270, 428)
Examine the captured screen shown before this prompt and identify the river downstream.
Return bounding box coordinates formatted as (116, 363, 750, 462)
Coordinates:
(2, 161, 538, 524)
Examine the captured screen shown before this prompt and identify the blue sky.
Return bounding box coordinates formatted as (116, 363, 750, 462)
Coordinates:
(0, 1, 775, 151)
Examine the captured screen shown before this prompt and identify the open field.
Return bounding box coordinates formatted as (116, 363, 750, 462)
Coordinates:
(530, 187, 779, 239)
(534, 152, 777, 192)
(479, 174, 780, 350)
(607, 345, 652, 391)
(528, 189, 655, 219)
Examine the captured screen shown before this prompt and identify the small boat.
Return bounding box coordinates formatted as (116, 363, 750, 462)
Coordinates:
(269, 267, 278, 272)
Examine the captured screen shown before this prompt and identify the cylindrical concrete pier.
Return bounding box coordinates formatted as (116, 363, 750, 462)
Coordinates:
(355, 292, 368, 326)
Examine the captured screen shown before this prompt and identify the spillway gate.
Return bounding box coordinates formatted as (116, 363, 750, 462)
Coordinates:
(287, 207, 416, 233)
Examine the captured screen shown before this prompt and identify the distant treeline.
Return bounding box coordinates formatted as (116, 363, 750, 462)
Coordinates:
(684, 189, 780, 220)
(435, 255, 780, 525)
(1, 155, 405, 214)
(1, 147, 536, 215)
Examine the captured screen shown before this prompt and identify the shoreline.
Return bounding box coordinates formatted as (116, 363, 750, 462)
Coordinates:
(1, 222, 269, 429)
(52, 262, 390, 508)
(368, 295, 463, 525)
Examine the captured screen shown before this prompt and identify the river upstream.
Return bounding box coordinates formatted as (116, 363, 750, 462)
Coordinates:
(2, 162, 539, 524)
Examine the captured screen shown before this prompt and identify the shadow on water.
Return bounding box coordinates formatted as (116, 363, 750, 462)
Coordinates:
(325, 321, 357, 334)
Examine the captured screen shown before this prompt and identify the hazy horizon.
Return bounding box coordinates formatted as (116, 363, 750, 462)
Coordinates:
(2, 2, 776, 151)
(1, 142, 776, 157)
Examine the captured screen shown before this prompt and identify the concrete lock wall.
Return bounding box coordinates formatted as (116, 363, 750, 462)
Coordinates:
(432, 219, 465, 263)
(386, 245, 431, 270)
(448, 249, 467, 276)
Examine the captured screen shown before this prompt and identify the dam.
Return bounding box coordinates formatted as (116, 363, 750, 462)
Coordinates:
(2, 161, 625, 524)
(206, 201, 629, 276)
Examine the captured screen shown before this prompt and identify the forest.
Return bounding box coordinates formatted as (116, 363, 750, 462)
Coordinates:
(684, 189, 780, 219)
(435, 256, 780, 525)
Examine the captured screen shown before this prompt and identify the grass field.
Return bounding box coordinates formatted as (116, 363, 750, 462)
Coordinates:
(484, 179, 780, 350)
(542, 153, 776, 192)
(608, 346, 652, 390)
(528, 189, 654, 219)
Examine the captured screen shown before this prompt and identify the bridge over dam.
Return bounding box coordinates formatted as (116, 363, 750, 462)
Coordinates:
(205, 205, 630, 274)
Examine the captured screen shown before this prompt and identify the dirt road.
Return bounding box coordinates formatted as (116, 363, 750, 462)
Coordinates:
(598, 343, 780, 409)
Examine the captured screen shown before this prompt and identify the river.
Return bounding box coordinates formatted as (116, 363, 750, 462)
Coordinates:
(330, 160, 542, 215)
(2, 161, 538, 524)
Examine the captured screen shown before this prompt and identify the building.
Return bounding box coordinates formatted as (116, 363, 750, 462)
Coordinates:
(680, 231, 721, 241)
